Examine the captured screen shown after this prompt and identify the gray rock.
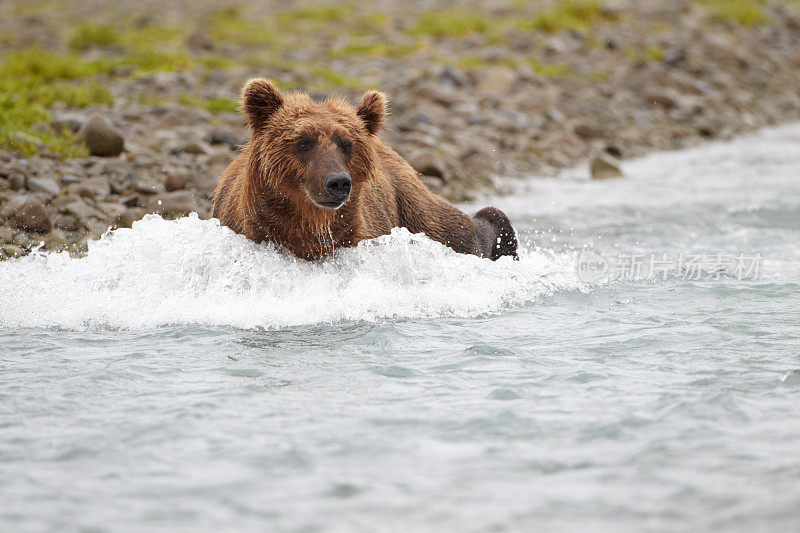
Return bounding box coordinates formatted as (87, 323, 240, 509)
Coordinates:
(61, 174, 82, 185)
(209, 129, 246, 148)
(438, 66, 469, 87)
(84, 218, 111, 236)
(477, 67, 517, 94)
(165, 169, 187, 192)
(2, 195, 52, 233)
(118, 207, 147, 228)
(646, 91, 678, 109)
(7, 132, 44, 153)
(7, 173, 25, 190)
(96, 201, 128, 223)
(407, 150, 447, 179)
(545, 108, 566, 123)
(62, 199, 105, 221)
(466, 114, 488, 125)
(45, 228, 70, 249)
(0, 226, 13, 243)
(72, 176, 111, 199)
(186, 30, 214, 51)
(573, 121, 601, 140)
(147, 191, 198, 216)
(119, 194, 141, 207)
(664, 49, 687, 67)
(12, 231, 31, 247)
(132, 179, 164, 195)
(76, 115, 125, 157)
(185, 172, 219, 196)
(179, 141, 212, 155)
(51, 113, 87, 134)
(26, 176, 60, 196)
(52, 214, 79, 231)
(1, 244, 24, 258)
(590, 152, 624, 180)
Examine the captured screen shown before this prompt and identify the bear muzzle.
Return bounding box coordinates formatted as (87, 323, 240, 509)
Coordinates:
(316, 172, 351, 209)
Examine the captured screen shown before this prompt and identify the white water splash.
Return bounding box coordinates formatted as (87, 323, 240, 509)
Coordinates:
(0, 214, 581, 330)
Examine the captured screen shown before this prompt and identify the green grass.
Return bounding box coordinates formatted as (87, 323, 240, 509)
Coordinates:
(69, 22, 122, 51)
(458, 55, 517, 69)
(207, 7, 277, 45)
(120, 49, 194, 72)
(177, 94, 239, 113)
(278, 5, 355, 23)
(2, 48, 112, 80)
(328, 38, 425, 58)
(0, 45, 241, 157)
(405, 2, 617, 41)
(697, 0, 770, 25)
(645, 45, 665, 62)
(528, 57, 572, 77)
(516, 0, 615, 32)
(309, 66, 368, 89)
(406, 10, 490, 37)
(0, 50, 114, 157)
(455, 54, 571, 78)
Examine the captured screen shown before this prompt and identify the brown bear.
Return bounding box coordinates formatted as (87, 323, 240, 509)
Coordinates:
(212, 78, 518, 261)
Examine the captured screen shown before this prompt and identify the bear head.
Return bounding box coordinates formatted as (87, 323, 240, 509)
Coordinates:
(241, 78, 386, 212)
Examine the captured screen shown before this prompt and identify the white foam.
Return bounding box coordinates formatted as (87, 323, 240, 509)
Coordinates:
(0, 214, 581, 330)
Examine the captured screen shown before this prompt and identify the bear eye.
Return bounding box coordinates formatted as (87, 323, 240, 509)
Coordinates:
(338, 139, 353, 156)
(295, 137, 316, 154)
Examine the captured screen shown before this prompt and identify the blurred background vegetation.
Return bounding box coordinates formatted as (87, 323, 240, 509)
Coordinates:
(2, 0, 797, 157)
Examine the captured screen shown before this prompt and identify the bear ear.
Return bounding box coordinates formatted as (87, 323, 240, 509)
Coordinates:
(242, 78, 284, 131)
(356, 90, 386, 135)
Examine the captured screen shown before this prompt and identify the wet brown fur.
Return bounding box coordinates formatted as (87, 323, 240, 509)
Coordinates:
(213, 78, 517, 261)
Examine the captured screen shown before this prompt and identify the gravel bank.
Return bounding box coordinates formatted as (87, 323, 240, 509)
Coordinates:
(1, 0, 799, 258)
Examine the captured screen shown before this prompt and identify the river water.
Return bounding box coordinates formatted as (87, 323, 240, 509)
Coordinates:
(1, 124, 799, 531)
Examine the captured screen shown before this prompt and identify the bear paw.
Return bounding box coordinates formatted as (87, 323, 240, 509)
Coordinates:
(473, 206, 518, 261)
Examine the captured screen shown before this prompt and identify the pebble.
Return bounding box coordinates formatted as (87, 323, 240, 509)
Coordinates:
(45, 228, 70, 249)
(84, 177, 111, 199)
(186, 30, 215, 51)
(407, 150, 447, 179)
(2, 195, 52, 233)
(7, 173, 26, 191)
(209, 129, 246, 148)
(52, 214, 79, 232)
(477, 66, 517, 94)
(165, 170, 188, 192)
(96, 202, 128, 223)
(590, 152, 624, 180)
(62, 199, 105, 222)
(26, 177, 61, 196)
(1, 244, 24, 258)
(118, 208, 147, 228)
(132, 179, 165, 195)
(51, 113, 87, 133)
(646, 91, 678, 109)
(573, 122, 601, 140)
(179, 141, 213, 155)
(77, 115, 125, 157)
(147, 191, 198, 215)
(84, 218, 111, 236)
(0, 226, 14, 243)
(438, 66, 469, 87)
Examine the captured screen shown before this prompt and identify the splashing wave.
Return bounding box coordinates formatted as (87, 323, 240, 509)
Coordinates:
(0, 215, 583, 330)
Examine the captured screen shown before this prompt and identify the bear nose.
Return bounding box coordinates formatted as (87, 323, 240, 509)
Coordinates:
(323, 172, 351, 199)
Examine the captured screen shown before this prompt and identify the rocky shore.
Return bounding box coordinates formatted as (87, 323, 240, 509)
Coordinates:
(2, 0, 800, 258)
